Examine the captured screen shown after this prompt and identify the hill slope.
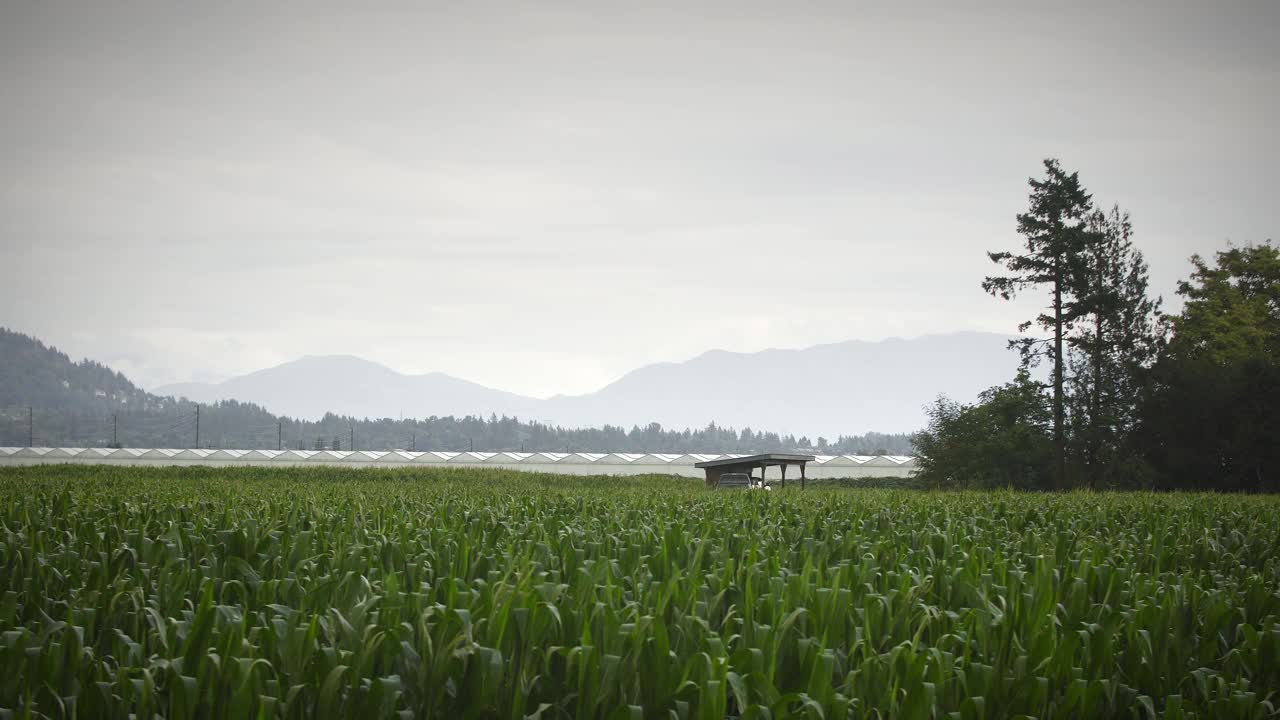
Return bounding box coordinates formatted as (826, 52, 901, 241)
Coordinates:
(0, 327, 169, 415)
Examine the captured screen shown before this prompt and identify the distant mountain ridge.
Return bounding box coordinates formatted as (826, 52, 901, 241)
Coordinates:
(158, 355, 537, 424)
(157, 332, 1024, 436)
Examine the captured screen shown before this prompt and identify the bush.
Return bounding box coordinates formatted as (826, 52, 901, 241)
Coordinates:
(913, 371, 1054, 489)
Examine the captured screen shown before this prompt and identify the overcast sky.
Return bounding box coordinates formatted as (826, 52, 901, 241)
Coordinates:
(2, 1, 1276, 397)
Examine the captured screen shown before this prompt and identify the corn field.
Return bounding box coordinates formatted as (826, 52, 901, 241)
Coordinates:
(2, 466, 1279, 719)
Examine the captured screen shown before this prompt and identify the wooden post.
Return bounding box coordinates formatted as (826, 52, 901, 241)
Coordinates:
(801, 462, 807, 490)
(780, 463, 786, 488)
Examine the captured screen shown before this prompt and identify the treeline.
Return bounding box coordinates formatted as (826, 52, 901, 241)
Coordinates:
(0, 404, 913, 455)
(914, 159, 1277, 492)
(262, 415, 910, 455)
(0, 329, 913, 454)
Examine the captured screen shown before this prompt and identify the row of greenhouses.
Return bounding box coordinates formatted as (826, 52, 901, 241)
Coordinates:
(0, 446, 917, 477)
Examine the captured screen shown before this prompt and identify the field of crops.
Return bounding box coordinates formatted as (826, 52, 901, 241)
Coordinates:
(2, 466, 1279, 719)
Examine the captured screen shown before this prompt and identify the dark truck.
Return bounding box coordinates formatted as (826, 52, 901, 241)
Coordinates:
(716, 472, 755, 489)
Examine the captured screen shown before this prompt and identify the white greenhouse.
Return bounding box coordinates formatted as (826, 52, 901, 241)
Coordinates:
(0, 447, 917, 478)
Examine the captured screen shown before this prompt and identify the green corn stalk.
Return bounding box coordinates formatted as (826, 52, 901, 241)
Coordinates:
(0, 466, 1278, 718)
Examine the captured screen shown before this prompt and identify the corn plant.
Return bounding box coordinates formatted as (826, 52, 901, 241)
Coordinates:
(1, 465, 1278, 718)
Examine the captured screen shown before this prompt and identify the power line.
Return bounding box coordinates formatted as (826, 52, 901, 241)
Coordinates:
(123, 413, 197, 432)
(138, 415, 196, 435)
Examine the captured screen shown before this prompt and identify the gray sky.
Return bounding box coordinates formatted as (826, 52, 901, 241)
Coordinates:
(2, 1, 1276, 397)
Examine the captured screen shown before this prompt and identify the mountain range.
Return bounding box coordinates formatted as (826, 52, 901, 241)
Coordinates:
(157, 332, 1024, 436)
(0, 327, 910, 453)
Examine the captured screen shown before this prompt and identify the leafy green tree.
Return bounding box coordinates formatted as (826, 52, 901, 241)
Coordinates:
(1137, 243, 1279, 491)
(913, 371, 1053, 489)
(984, 159, 1095, 488)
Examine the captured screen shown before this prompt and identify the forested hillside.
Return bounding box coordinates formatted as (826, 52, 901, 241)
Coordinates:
(1, 330, 158, 414)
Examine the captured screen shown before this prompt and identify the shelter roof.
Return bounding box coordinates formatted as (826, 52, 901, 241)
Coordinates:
(693, 453, 816, 469)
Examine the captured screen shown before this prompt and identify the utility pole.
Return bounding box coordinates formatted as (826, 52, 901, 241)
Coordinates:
(470, 437, 474, 452)
(412, 431, 416, 452)
(194, 405, 200, 449)
(278, 421, 282, 451)
(28, 407, 33, 447)
(113, 413, 118, 447)
(350, 425, 355, 452)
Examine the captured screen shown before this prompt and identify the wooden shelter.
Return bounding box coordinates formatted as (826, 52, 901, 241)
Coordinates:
(695, 453, 816, 489)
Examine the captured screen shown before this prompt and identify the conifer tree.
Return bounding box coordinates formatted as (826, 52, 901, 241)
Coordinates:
(984, 159, 1095, 488)
(1066, 206, 1161, 485)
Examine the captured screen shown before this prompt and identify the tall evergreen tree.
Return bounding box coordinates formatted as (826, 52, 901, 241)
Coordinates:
(1066, 206, 1161, 485)
(983, 159, 1095, 488)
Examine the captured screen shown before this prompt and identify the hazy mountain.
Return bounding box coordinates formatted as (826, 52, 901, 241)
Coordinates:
(540, 332, 1022, 436)
(156, 332, 1024, 436)
(157, 355, 540, 422)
